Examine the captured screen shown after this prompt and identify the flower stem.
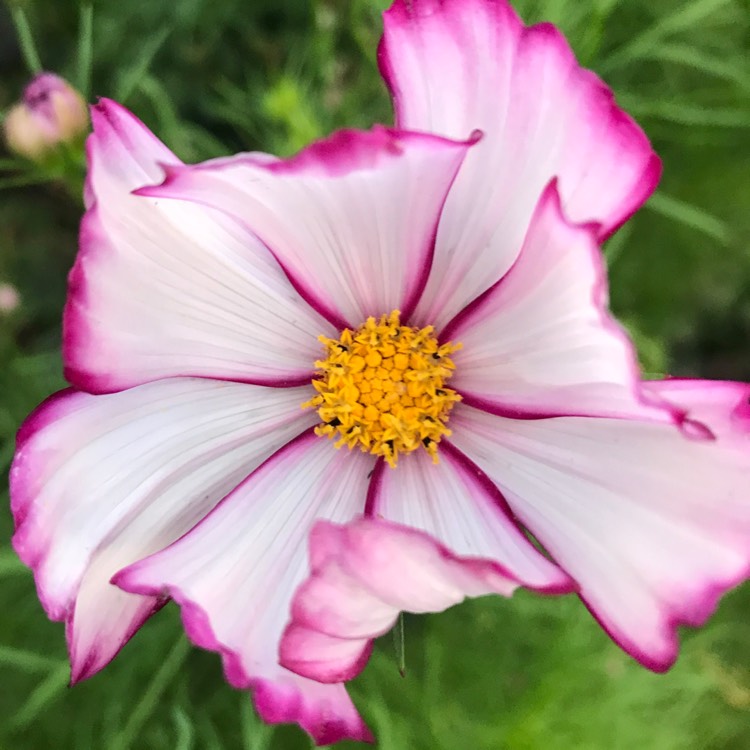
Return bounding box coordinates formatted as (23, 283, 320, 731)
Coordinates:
(393, 612, 406, 678)
(10, 6, 43, 74)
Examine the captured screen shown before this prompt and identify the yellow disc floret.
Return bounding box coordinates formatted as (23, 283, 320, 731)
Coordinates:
(303, 310, 462, 468)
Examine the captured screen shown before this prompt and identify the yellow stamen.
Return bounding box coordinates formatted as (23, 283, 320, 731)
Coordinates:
(303, 310, 462, 468)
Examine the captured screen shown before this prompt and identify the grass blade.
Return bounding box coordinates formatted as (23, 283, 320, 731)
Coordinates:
(620, 98, 750, 128)
(114, 26, 171, 103)
(172, 705, 195, 750)
(0, 646, 65, 673)
(77, 2, 94, 98)
(644, 44, 750, 93)
(10, 6, 43, 74)
(604, 221, 634, 269)
(240, 697, 274, 750)
(11, 662, 71, 729)
(601, 0, 734, 73)
(111, 638, 190, 750)
(0, 548, 26, 578)
(647, 193, 732, 245)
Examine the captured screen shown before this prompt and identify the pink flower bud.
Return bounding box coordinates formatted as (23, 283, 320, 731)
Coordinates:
(3, 73, 88, 161)
(0, 283, 20, 314)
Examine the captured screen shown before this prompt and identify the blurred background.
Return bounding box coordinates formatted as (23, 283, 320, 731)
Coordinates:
(0, 0, 749, 748)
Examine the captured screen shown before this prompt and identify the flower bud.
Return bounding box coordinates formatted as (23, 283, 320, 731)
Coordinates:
(3, 73, 88, 161)
(0, 283, 20, 314)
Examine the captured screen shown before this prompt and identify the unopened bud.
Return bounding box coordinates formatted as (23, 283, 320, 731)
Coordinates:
(0, 283, 20, 314)
(3, 73, 88, 161)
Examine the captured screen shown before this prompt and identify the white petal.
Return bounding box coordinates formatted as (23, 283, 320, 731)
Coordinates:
(449, 393, 750, 670)
(380, 0, 660, 327)
(142, 127, 476, 328)
(116, 433, 376, 744)
(10, 379, 315, 682)
(372, 446, 572, 592)
(444, 183, 673, 421)
(279, 511, 558, 685)
(65, 99, 333, 393)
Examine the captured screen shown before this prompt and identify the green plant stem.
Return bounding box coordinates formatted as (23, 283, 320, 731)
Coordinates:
(77, 2, 94, 98)
(10, 6, 43, 74)
(394, 612, 406, 678)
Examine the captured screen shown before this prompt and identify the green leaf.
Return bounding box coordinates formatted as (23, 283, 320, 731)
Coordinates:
(114, 26, 172, 103)
(10, 6, 43, 75)
(240, 697, 274, 750)
(11, 663, 71, 729)
(76, 3, 94, 98)
(0, 548, 26, 578)
(644, 44, 750, 93)
(647, 192, 732, 244)
(600, 0, 735, 72)
(620, 98, 750, 128)
(110, 638, 191, 750)
(0, 646, 65, 673)
(172, 706, 195, 750)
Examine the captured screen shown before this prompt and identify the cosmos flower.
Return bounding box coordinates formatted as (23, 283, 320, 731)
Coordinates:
(10, 0, 749, 745)
(3, 72, 88, 162)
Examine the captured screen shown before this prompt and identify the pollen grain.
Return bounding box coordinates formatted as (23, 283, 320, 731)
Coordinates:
(303, 310, 461, 468)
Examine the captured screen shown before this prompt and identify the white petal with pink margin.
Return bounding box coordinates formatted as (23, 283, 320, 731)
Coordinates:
(443, 182, 676, 421)
(448, 384, 750, 671)
(281, 384, 750, 681)
(379, 0, 661, 328)
(64, 99, 335, 393)
(139, 126, 478, 329)
(280, 517, 534, 684)
(279, 441, 575, 684)
(115, 431, 377, 745)
(11, 378, 315, 683)
(368, 445, 572, 593)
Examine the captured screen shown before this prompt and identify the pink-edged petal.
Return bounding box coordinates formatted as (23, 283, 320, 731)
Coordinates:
(10, 378, 315, 682)
(280, 515, 551, 684)
(380, 0, 660, 327)
(115, 432, 375, 745)
(443, 182, 674, 421)
(279, 441, 575, 686)
(65, 98, 334, 393)
(140, 127, 478, 328)
(643, 379, 750, 438)
(449, 394, 750, 672)
(369, 445, 573, 592)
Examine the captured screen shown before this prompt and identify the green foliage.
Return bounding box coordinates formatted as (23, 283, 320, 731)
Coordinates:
(1, 0, 749, 748)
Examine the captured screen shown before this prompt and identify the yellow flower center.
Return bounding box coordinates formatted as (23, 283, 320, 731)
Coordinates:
(303, 310, 462, 468)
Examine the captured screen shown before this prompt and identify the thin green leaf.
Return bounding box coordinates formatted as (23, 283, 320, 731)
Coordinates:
(393, 612, 406, 678)
(76, 2, 94, 98)
(622, 99, 750, 128)
(111, 638, 191, 750)
(604, 221, 634, 269)
(115, 26, 171, 103)
(0, 646, 64, 673)
(196, 717, 225, 750)
(240, 697, 274, 750)
(600, 0, 735, 72)
(0, 547, 26, 578)
(647, 192, 731, 244)
(172, 705, 195, 750)
(136, 75, 183, 149)
(10, 6, 43, 74)
(11, 662, 70, 729)
(644, 44, 750, 93)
